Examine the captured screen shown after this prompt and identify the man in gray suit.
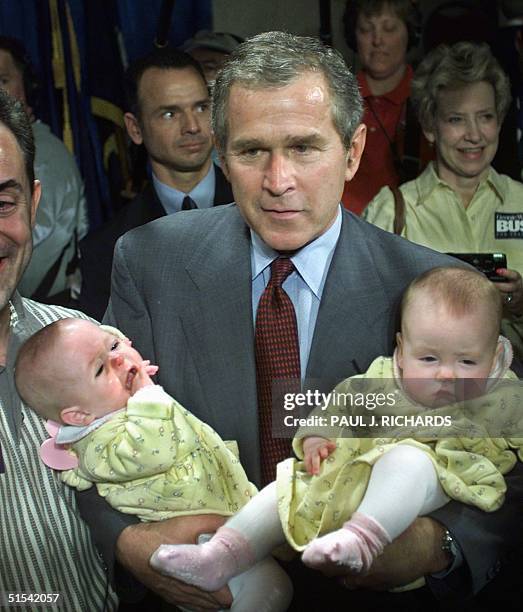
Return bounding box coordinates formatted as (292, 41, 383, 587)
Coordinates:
(81, 32, 522, 610)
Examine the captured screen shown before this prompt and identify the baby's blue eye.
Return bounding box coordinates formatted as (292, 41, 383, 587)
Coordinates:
(95, 364, 103, 377)
(111, 340, 119, 351)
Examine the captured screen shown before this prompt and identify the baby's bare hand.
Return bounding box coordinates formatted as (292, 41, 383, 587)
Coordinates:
(143, 359, 159, 376)
(303, 436, 337, 475)
(131, 362, 155, 394)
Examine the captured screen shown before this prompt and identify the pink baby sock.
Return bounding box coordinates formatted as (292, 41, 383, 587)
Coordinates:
(149, 526, 256, 591)
(301, 512, 391, 573)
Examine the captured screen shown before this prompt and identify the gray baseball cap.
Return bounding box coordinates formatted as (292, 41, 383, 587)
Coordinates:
(181, 30, 243, 55)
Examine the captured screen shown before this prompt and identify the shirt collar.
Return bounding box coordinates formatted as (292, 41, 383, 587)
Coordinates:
(483, 166, 506, 202)
(251, 206, 342, 298)
(152, 163, 215, 213)
(358, 65, 413, 105)
(0, 297, 22, 374)
(56, 408, 125, 444)
(415, 162, 446, 203)
(9, 292, 25, 328)
(7, 293, 39, 362)
(416, 162, 507, 206)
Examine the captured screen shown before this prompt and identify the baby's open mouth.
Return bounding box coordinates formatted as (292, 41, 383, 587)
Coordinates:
(126, 366, 138, 390)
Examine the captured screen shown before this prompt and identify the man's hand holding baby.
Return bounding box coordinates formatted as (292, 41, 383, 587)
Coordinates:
(303, 436, 337, 475)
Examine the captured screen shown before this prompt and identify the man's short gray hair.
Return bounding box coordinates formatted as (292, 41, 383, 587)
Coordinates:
(411, 41, 512, 132)
(212, 31, 363, 152)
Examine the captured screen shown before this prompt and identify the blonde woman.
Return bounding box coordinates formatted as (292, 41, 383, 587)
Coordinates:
(364, 41, 523, 362)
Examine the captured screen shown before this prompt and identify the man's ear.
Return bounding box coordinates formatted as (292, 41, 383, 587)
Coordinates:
(344, 123, 367, 182)
(213, 134, 230, 181)
(60, 406, 95, 427)
(124, 112, 144, 145)
(396, 332, 404, 368)
(30, 179, 41, 227)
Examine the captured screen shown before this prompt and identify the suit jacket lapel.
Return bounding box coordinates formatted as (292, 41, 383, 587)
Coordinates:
(306, 211, 393, 385)
(120, 183, 166, 234)
(179, 207, 260, 480)
(147, 182, 168, 219)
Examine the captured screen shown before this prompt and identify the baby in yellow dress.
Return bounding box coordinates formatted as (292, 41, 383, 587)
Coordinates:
(149, 267, 523, 593)
(14, 318, 292, 612)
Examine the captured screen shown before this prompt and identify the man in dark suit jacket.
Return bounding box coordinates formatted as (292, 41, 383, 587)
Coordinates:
(79, 32, 523, 611)
(79, 47, 233, 320)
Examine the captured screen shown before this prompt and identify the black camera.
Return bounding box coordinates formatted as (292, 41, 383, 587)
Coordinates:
(446, 252, 508, 282)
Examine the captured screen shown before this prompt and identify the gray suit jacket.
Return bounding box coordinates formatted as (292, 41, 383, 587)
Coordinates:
(79, 164, 233, 320)
(86, 204, 521, 598)
(105, 205, 447, 480)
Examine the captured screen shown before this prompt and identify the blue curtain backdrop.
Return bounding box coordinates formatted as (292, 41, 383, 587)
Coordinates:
(0, 0, 212, 229)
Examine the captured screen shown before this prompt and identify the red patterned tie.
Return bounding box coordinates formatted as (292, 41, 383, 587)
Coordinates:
(255, 257, 301, 485)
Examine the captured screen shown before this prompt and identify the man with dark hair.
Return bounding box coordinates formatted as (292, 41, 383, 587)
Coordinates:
(79, 32, 522, 610)
(0, 88, 117, 609)
(0, 36, 88, 304)
(79, 47, 233, 320)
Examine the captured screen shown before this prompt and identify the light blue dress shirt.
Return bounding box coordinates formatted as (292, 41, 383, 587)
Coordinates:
(251, 207, 342, 378)
(152, 164, 216, 214)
